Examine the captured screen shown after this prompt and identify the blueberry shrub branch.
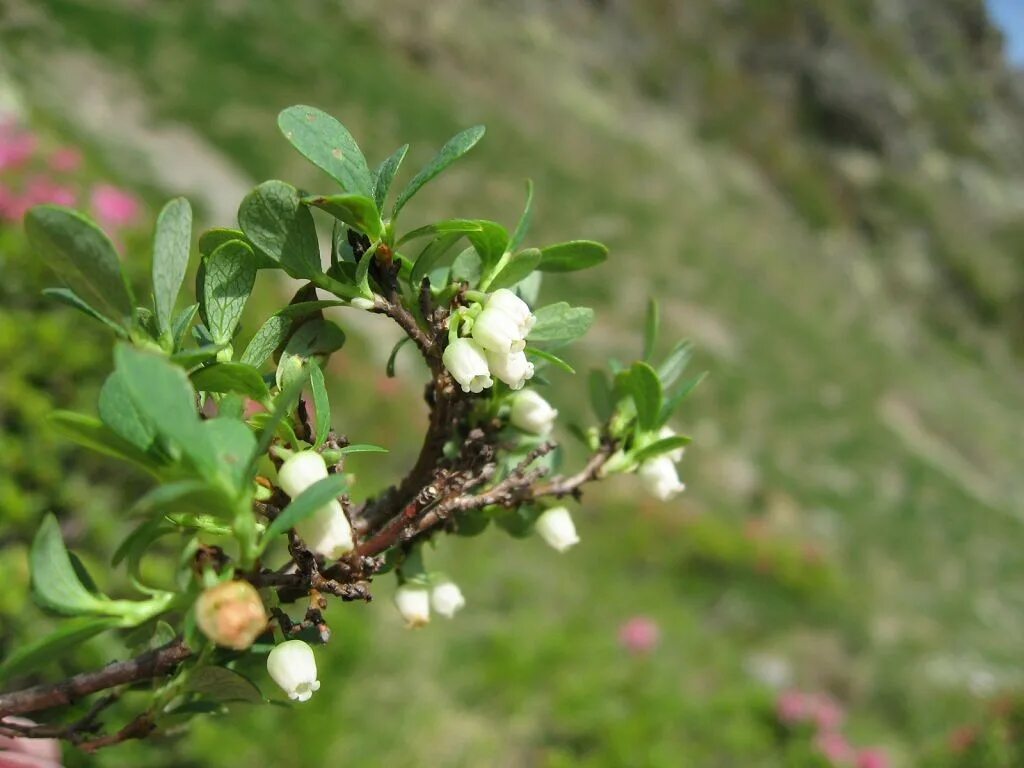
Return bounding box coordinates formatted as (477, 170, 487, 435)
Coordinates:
(0, 106, 699, 750)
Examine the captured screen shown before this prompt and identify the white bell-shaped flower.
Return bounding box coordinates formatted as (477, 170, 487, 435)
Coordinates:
(472, 306, 526, 355)
(638, 455, 686, 501)
(486, 349, 535, 390)
(535, 506, 580, 552)
(267, 640, 321, 702)
(394, 584, 431, 628)
(430, 581, 466, 619)
(443, 337, 494, 393)
(658, 426, 686, 463)
(510, 389, 558, 435)
(486, 289, 535, 336)
(296, 499, 355, 559)
(277, 451, 328, 498)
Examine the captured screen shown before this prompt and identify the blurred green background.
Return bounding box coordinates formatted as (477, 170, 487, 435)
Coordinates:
(3, 1, 1024, 765)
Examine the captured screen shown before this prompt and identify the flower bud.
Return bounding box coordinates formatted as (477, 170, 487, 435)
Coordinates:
(658, 426, 685, 462)
(638, 455, 685, 501)
(350, 296, 376, 310)
(486, 349, 535, 390)
(510, 389, 558, 435)
(486, 289, 535, 336)
(296, 499, 355, 559)
(277, 451, 328, 498)
(535, 506, 580, 552)
(394, 584, 431, 627)
(195, 580, 268, 650)
(443, 337, 493, 393)
(430, 581, 466, 619)
(267, 639, 321, 702)
(472, 306, 526, 355)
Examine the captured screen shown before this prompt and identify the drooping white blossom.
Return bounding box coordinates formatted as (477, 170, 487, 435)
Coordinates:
(486, 289, 535, 336)
(638, 455, 685, 501)
(267, 640, 321, 702)
(295, 499, 355, 559)
(535, 506, 580, 552)
(472, 306, 526, 355)
(443, 337, 494, 393)
(277, 451, 329, 498)
(657, 426, 686, 462)
(510, 389, 558, 435)
(394, 584, 431, 627)
(430, 581, 466, 619)
(486, 349, 535, 390)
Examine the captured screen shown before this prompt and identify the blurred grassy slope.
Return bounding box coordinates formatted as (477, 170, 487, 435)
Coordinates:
(2, 0, 1024, 764)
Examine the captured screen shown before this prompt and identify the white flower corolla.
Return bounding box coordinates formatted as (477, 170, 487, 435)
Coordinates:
(535, 506, 580, 552)
(638, 455, 686, 501)
(510, 389, 558, 435)
(430, 581, 466, 619)
(486, 289, 535, 336)
(443, 337, 493, 393)
(195, 580, 268, 650)
(267, 640, 321, 702)
(486, 349, 535, 390)
(394, 584, 431, 628)
(277, 451, 328, 498)
(657, 426, 686, 463)
(296, 499, 355, 559)
(472, 306, 526, 355)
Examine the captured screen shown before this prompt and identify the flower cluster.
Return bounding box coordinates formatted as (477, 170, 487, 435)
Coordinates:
(394, 580, 466, 627)
(276, 451, 355, 559)
(443, 289, 536, 392)
(638, 426, 687, 501)
(776, 689, 890, 768)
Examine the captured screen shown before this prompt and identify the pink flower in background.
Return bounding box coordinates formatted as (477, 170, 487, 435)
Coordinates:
(809, 694, 846, 732)
(91, 184, 141, 228)
(0, 130, 37, 172)
(618, 616, 660, 655)
(856, 748, 891, 768)
(776, 689, 811, 724)
(48, 147, 82, 173)
(24, 177, 76, 207)
(815, 730, 856, 765)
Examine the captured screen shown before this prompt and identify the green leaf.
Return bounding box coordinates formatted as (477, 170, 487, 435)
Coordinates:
(588, 370, 613, 421)
(397, 219, 482, 247)
(487, 248, 541, 290)
(48, 411, 163, 474)
(508, 179, 534, 253)
(643, 298, 659, 361)
(303, 194, 382, 240)
(0, 617, 121, 682)
(99, 370, 156, 451)
(203, 239, 257, 346)
(372, 144, 409, 210)
(528, 303, 594, 344)
(192, 362, 269, 400)
(261, 474, 349, 549)
(628, 361, 662, 431)
(241, 315, 289, 368)
(386, 337, 411, 378)
(525, 346, 575, 375)
(633, 435, 692, 464)
(130, 480, 228, 519)
(42, 288, 129, 337)
(114, 345, 215, 473)
(278, 105, 373, 197)
(199, 227, 276, 269)
(172, 303, 200, 350)
(249, 373, 310, 476)
(657, 341, 693, 388)
(337, 443, 388, 454)
(25, 205, 134, 323)
(203, 418, 258, 490)
(410, 231, 463, 287)
(393, 125, 485, 218)
(276, 319, 346, 390)
(170, 344, 227, 370)
(238, 181, 322, 279)
(450, 247, 482, 286)
(310, 363, 330, 450)
(537, 240, 608, 273)
(152, 198, 192, 335)
(467, 220, 509, 268)
(658, 372, 706, 426)
(185, 666, 264, 703)
(30, 514, 110, 615)
(112, 517, 174, 568)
